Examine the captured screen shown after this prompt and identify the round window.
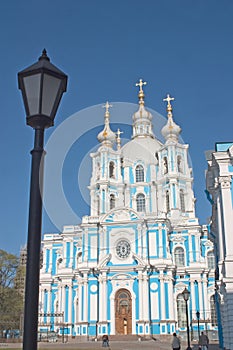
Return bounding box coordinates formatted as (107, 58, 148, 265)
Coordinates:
(116, 240, 131, 259)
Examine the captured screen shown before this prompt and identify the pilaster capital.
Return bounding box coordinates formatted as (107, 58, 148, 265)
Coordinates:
(219, 176, 232, 189)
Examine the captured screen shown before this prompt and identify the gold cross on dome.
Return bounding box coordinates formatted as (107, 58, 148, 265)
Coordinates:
(135, 78, 147, 92)
(163, 94, 175, 107)
(102, 101, 112, 114)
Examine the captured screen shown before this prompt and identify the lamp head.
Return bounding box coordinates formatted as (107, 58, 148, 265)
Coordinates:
(182, 287, 190, 301)
(18, 49, 67, 129)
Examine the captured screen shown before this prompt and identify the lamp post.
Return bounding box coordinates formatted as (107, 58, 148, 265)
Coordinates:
(196, 311, 200, 341)
(18, 49, 67, 350)
(182, 287, 192, 350)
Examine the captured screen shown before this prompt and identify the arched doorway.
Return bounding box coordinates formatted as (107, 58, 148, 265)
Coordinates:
(115, 289, 132, 335)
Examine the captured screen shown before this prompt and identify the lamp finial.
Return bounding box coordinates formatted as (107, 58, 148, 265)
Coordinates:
(39, 49, 50, 61)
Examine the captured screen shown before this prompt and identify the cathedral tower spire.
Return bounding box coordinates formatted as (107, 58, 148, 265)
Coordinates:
(97, 101, 116, 147)
(132, 79, 154, 139)
(161, 94, 181, 143)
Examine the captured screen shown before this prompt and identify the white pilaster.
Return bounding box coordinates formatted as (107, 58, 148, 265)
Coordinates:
(159, 272, 166, 320)
(83, 273, 88, 322)
(198, 280, 204, 319)
(190, 279, 196, 319)
(138, 271, 144, 320)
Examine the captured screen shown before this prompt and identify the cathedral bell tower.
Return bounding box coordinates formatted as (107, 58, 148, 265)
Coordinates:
(157, 94, 196, 220)
(89, 102, 124, 216)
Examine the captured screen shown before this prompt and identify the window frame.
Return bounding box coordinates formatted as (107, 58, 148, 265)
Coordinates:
(135, 164, 144, 182)
(136, 193, 146, 212)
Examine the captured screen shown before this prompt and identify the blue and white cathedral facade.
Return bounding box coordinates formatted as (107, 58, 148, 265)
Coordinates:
(39, 81, 218, 340)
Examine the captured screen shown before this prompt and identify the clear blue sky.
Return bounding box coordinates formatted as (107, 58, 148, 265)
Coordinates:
(0, 1, 233, 255)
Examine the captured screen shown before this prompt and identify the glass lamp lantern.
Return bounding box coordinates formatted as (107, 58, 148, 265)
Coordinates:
(182, 287, 190, 301)
(18, 49, 67, 129)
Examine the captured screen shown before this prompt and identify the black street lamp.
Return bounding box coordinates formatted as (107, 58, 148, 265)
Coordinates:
(182, 287, 192, 350)
(18, 49, 67, 350)
(196, 311, 200, 341)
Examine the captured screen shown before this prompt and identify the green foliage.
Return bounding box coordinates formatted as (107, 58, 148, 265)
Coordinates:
(0, 250, 24, 331)
(0, 250, 18, 288)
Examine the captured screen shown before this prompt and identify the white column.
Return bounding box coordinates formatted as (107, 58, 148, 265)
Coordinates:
(142, 273, 149, 321)
(69, 243, 74, 268)
(167, 273, 174, 320)
(78, 281, 83, 321)
(188, 234, 193, 263)
(138, 271, 144, 320)
(158, 227, 163, 258)
(198, 280, 204, 319)
(62, 285, 66, 314)
(90, 189, 95, 216)
(190, 280, 196, 319)
(159, 272, 165, 320)
(102, 272, 107, 321)
(83, 273, 88, 322)
(137, 224, 143, 258)
(47, 289, 51, 313)
(219, 177, 233, 260)
(203, 277, 209, 319)
(142, 224, 147, 260)
(217, 195, 224, 263)
(99, 276, 103, 322)
(124, 185, 130, 208)
(41, 288, 45, 312)
(69, 284, 73, 324)
(195, 235, 200, 262)
(151, 184, 157, 213)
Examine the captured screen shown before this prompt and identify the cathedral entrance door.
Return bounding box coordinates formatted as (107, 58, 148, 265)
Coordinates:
(115, 289, 132, 335)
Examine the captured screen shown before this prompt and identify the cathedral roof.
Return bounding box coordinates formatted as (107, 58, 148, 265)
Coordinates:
(121, 136, 162, 164)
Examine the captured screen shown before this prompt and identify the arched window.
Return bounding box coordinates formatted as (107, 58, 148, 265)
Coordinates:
(135, 165, 144, 182)
(163, 157, 168, 174)
(109, 161, 115, 178)
(177, 294, 186, 328)
(174, 247, 185, 267)
(166, 190, 170, 212)
(110, 194, 115, 210)
(136, 193, 145, 212)
(210, 295, 217, 326)
(177, 155, 183, 173)
(207, 251, 215, 269)
(180, 190, 185, 212)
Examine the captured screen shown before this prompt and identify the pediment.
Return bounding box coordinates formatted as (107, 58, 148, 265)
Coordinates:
(169, 234, 185, 243)
(204, 240, 214, 247)
(175, 282, 187, 292)
(102, 208, 139, 223)
(228, 144, 233, 157)
(111, 273, 134, 281)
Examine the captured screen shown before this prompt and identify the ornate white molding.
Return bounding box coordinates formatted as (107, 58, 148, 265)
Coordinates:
(97, 253, 112, 268)
(219, 176, 232, 189)
(132, 253, 147, 268)
(169, 234, 185, 243)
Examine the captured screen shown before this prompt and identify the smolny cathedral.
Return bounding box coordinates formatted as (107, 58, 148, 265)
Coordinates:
(39, 80, 218, 340)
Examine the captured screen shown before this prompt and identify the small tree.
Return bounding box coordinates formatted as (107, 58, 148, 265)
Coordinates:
(0, 250, 24, 334)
